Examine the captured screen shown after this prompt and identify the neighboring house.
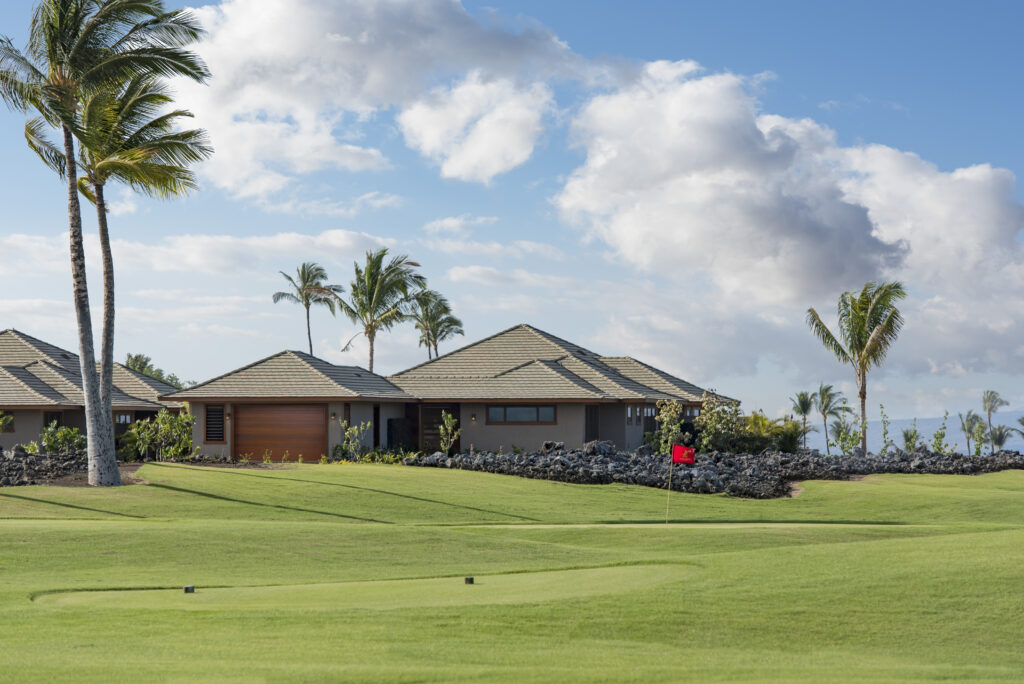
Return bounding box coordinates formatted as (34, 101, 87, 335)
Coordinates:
(389, 324, 718, 452)
(160, 323, 725, 461)
(0, 329, 181, 451)
(159, 350, 416, 462)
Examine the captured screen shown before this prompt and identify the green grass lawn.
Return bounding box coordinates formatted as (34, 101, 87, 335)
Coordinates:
(2, 463, 1024, 682)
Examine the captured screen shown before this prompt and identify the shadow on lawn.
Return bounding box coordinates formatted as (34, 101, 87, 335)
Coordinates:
(146, 482, 390, 523)
(149, 464, 538, 522)
(0, 492, 145, 519)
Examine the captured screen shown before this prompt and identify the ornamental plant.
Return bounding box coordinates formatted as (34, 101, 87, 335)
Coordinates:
(930, 411, 951, 454)
(332, 419, 371, 461)
(439, 410, 461, 456)
(879, 404, 892, 457)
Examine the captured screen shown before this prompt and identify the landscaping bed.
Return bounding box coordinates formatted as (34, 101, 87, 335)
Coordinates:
(405, 440, 1024, 498)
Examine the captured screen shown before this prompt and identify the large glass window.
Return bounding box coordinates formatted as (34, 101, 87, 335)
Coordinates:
(486, 405, 557, 424)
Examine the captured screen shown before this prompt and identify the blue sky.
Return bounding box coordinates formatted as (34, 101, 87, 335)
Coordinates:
(2, 0, 1023, 437)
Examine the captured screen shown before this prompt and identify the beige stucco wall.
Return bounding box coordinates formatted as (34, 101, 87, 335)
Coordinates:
(458, 403, 586, 452)
(0, 410, 44, 451)
(191, 401, 230, 461)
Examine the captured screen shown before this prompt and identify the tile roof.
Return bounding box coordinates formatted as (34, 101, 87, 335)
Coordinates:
(0, 329, 179, 411)
(0, 329, 80, 370)
(161, 350, 415, 402)
(390, 324, 721, 403)
(0, 365, 76, 407)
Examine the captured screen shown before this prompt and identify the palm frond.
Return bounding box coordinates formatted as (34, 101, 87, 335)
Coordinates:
(806, 308, 851, 364)
(24, 117, 67, 176)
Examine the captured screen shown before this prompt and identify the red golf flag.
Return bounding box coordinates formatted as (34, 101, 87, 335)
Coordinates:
(672, 445, 695, 464)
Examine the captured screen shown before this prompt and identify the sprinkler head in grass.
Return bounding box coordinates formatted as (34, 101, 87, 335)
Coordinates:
(184, 586, 195, 594)
(465, 577, 474, 585)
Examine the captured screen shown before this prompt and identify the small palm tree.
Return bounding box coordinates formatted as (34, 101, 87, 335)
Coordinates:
(412, 290, 464, 359)
(989, 425, 1013, 453)
(272, 262, 343, 355)
(0, 0, 209, 487)
(807, 281, 907, 453)
(813, 383, 851, 457)
(982, 390, 1010, 455)
(335, 249, 426, 372)
(958, 410, 983, 456)
(790, 391, 816, 450)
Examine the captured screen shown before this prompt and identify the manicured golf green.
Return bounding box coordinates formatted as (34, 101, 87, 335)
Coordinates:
(2, 463, 1024, 681)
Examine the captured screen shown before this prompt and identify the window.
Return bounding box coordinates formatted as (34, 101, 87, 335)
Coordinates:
(43, 411, 63, 427)
(114, 412, 132, 425)
(1, 414, 13, 433)
(627, 406, 633, 425)
(205, 405, 225, 443)
(486, 405, 557, 425)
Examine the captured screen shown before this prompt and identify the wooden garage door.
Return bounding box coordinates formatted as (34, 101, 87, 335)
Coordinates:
(233, 404, 327, 462)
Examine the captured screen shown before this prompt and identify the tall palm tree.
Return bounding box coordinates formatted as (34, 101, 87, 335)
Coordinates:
(335, 248, 426, 372)
(958, 410, 982, 456)
(807, 281, 907, 453)
(272, 262, 343, 355)
(813, 383, 851, 457)
(27, 76, 211, 431)
(988, 425, 1013, 454)
(411, 290, 464, 360)
(982, 390, 1010, 455)
(1, 0, 209, 486)
(790, 391, 816, 450)
(1016, 417, 1024, 439)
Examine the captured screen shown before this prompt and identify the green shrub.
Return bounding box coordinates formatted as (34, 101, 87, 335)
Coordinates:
(124, 409, 194, 461)
(39, 421, 86, 454)
(695, 394, 746, 453)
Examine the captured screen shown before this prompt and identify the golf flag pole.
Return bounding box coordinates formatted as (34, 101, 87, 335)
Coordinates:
(665, 458, 674, 524)
(667, 445, 695, 523)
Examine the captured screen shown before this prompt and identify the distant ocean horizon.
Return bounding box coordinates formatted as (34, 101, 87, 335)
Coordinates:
(801, 410, 1024, 454)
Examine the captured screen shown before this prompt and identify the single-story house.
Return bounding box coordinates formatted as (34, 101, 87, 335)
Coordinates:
(0, 329, 181, 451)
(159, 350, 416, 461)
(388, 324, 717, 452)
(159, 324, 722, 459)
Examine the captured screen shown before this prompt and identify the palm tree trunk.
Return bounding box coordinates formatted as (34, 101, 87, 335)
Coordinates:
(858, 370, 868, 453)
(305, 304, 312, 355)
(94, 183, 115, 436)
(62, 125, 120, 486)
(367, 330, 375, 373)
(802, 416, 807, 449)
(822, 413, 831, 457)
(987, 411, 993, 455)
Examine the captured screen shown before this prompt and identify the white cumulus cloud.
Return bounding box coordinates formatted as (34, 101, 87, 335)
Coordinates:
(398, 71, 554, 183)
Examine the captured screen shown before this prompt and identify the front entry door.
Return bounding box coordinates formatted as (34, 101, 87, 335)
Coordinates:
(585, 405, 600, 442)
